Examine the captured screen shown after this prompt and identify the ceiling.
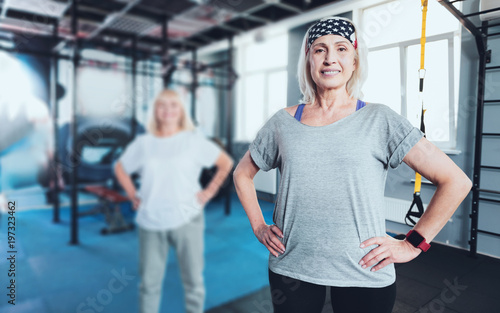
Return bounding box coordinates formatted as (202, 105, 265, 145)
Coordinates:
(0, 0, 341, 58)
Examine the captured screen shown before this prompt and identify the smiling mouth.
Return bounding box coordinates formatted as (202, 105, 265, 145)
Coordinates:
(321, 70, 340, 75)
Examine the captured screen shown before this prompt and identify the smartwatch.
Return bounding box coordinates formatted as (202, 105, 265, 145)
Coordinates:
(405, 230, 431, 252)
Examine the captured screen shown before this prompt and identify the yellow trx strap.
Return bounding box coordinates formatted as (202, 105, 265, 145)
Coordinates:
(420, 0, 428, 74)
(406, 0, 428, 226)
(415, 0, 428, 194)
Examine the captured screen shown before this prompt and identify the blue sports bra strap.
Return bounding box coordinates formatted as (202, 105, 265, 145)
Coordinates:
(356, 99, 366, 111)
(294, 103, 306, 121)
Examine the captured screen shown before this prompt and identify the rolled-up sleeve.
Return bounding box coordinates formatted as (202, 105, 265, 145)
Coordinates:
(387, 119, 424, 169)
(249, 122, 280, 172)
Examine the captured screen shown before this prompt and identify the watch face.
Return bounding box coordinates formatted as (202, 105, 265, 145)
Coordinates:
(407, 231, 425, 247)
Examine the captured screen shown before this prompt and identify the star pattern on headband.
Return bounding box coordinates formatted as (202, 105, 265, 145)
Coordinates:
(306, 18, 357, 52)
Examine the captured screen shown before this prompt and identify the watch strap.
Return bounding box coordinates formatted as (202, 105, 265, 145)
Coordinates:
(406, 230, 431, 252)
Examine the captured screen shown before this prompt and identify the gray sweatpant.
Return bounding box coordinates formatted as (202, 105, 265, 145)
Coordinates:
(138, 213, 205, 313)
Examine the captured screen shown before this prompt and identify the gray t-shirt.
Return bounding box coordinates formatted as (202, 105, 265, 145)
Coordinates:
(249, 103, 424, 287)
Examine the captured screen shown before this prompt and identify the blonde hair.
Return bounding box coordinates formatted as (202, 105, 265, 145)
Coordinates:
(147, 89, 196, 134)
(297, 16, 368, 105)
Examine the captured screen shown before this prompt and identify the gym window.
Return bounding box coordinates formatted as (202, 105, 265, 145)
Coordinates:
(360, 0, 462, 151)
(235, 33, 288, 142)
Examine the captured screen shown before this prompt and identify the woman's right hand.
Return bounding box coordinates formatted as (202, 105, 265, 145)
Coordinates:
(254, 224, 286, 257)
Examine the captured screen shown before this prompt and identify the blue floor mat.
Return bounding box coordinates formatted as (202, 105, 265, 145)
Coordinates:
(0, 192, 275, 313)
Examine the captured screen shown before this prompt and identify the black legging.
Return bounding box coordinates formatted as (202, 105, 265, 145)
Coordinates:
(268, 269, 397, 313)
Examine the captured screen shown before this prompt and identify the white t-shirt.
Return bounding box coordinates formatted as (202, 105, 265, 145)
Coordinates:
(119, 129, 221, 230)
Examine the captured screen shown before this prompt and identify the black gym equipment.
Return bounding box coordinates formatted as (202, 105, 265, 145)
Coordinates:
(54, 116, 144, 235)
(439, 0, 500, 257)
(58, 116, 144, 183)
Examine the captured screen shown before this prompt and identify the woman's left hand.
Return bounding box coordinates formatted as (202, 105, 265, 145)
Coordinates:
(359, 236, 422, 272)
(196, 188, 216, 207)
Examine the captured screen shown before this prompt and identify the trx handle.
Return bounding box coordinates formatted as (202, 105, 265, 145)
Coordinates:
(406, 192, 425, 227)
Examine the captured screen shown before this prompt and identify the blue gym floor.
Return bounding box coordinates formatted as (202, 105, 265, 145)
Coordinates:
(0, 192, 274, 313)
(2, 191, 500, 313)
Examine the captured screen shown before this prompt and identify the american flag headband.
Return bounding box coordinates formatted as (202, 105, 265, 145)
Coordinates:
(305, 18, 357, 55)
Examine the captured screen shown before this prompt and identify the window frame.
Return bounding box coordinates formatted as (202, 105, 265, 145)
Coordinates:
(367, 30, 460, 150)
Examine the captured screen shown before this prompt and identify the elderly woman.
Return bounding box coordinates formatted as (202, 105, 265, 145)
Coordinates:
(233, 17, 471, 313)
(115, 89, 233, 313)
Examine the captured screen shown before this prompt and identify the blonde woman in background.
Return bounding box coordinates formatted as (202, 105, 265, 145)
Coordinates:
(115, 89, 234, 313)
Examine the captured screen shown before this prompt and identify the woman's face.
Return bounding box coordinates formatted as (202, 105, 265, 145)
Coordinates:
(309, 34, 356, 93)
(155, 96, 182, 127)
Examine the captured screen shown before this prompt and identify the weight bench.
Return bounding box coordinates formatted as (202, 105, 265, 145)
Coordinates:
(82, 185, 135, 235)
